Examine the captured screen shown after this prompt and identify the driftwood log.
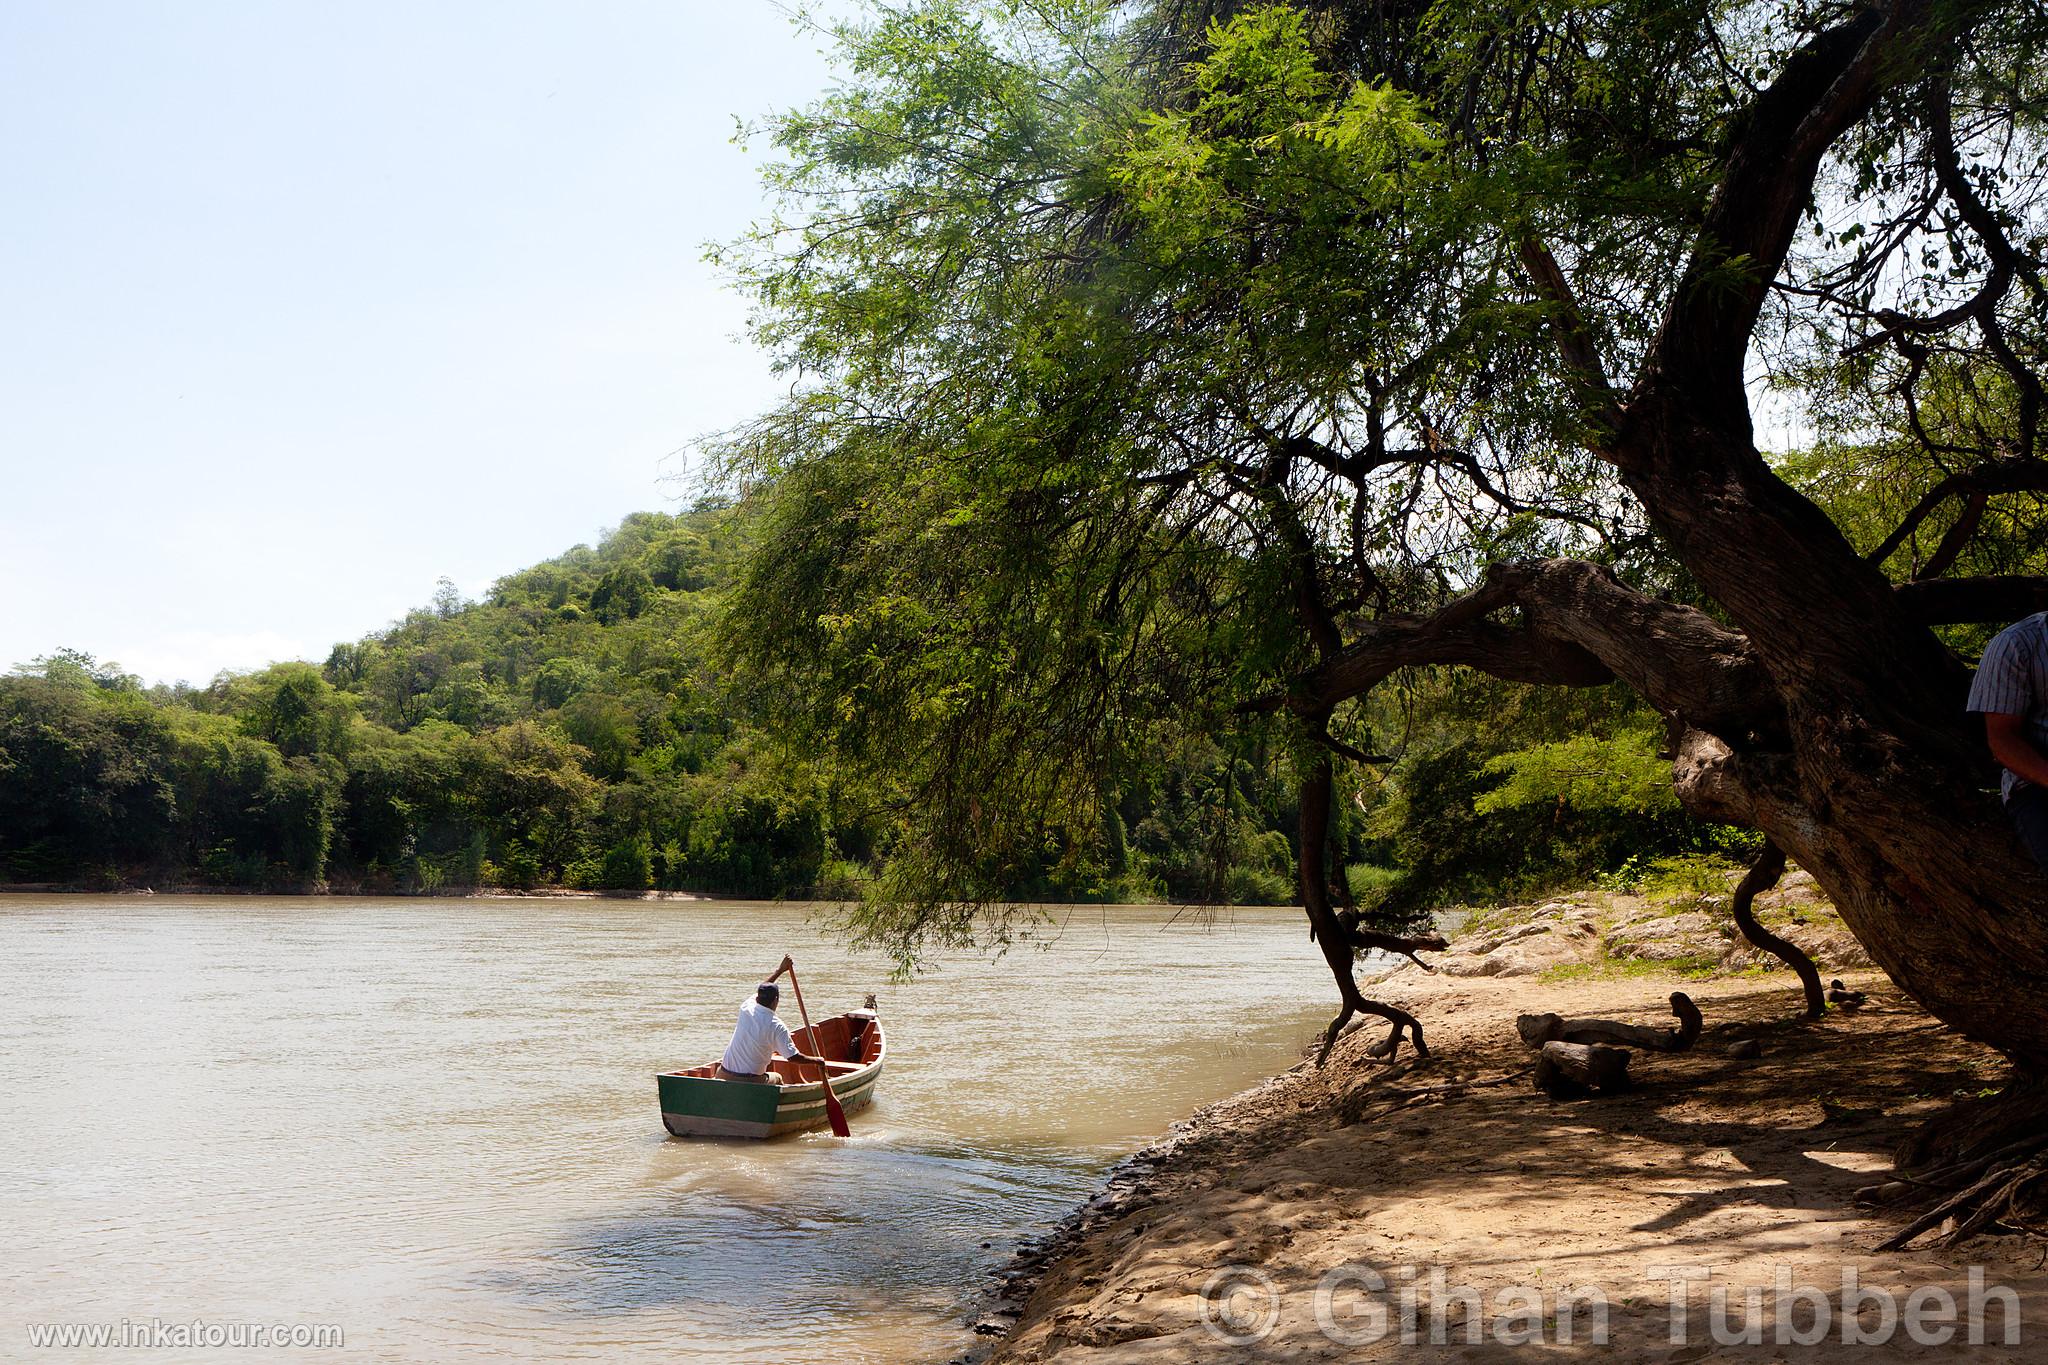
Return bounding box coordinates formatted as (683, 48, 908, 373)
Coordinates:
(1516, 991, 1702, 1053)
(1534, 1041, 1633, 1095)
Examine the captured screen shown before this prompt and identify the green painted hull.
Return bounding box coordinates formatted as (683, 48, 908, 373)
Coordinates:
(658, 1067, 882, 1138)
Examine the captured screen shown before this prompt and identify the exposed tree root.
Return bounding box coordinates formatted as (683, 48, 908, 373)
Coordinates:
(1876, 1156, 2048, 1250)
(1317, 996, 1427, 1067)
(1868, 1079, 2048, 1249)
(1725, 840, 1826, 1019)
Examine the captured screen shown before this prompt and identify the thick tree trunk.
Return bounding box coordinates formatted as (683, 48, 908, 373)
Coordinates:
(1616, 393, 2048, 1069)
(1571, 1, 2048, 1069)
(1290, 542, 2048, 1067)
(1268, 0, 2048, 1073)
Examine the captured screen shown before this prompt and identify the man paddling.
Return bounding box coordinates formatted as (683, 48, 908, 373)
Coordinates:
(715, 958, 830, 1085)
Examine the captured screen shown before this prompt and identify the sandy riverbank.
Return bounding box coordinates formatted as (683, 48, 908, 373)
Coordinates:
(978, 898, 2048, 1361)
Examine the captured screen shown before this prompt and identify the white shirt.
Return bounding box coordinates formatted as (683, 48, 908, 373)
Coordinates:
(721, 998, 797, 1075)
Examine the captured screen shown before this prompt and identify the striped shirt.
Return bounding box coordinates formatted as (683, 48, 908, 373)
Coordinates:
(1967, 611, 2048, 801)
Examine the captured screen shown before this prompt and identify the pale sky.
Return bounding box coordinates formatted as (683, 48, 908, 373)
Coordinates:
(1, 2, 844, 685)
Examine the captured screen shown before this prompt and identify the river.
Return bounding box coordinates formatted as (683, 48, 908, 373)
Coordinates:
(0, 895, 1331, 1362)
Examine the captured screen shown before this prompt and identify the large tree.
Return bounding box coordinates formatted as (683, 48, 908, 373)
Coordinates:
(716, 0, 2048, 1111)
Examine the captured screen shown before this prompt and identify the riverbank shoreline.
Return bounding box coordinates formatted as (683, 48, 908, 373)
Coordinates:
(971, 904, 2048, 1361)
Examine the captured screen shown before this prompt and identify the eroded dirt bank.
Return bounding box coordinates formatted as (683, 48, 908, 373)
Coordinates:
(978, 899, 2048, 1361)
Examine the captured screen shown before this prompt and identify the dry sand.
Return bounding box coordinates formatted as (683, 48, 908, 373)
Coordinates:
(983, 961, 2048, 1361)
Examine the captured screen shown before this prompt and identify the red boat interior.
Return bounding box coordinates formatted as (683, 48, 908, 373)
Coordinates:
(666, 1012, 880, 1082)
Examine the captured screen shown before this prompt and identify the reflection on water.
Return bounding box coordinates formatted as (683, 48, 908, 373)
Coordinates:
(0, 897, 1329, 1362)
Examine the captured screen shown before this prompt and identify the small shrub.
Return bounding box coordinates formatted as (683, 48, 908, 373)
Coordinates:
(496, 843, 542, 890)
(598, 838, 652, 892)
(81, 864, 125, 892)
(813, 858, 867, 901)
(1639, 853, 1743, 902)
(411, 857, 447, 894)
(1596, 853, 1648, 893)
(201, 842, 269, 886)
(1224, 863, 1295, 905)
(1343, 862, 1401, 904)
(455, 831, 486, 887)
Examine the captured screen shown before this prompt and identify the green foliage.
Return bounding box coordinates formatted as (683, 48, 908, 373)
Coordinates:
(4, 509, 1801, 911)
(7, 501, 1411, 906)
(1637, 853, 1743, 903)
(12, 648, 143, 693)
(700, 0, 1743, 959)
(1342, 671, 1763, 911)
(813, 857, 869, 902)
(1596, 854, 1651, 894)
(590, 563, 653, 625)
(1, 507, 798, 896)
(1776, 406, 2048, 660)
(1539, 953, 1724, 984)
(0, 671, 178, 879)
(1343, 861, 1401, 896)
(1475, 727, 1677, 820)
(697, 0, 2048, 967)
(495, 842, 543, 891)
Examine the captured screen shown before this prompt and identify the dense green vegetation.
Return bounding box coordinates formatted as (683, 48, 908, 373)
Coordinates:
(15, 0, 2040, 948)
(1, 501, 1755, 904)
(697, 0, 2048, 982)
(2, 507, 806, 897)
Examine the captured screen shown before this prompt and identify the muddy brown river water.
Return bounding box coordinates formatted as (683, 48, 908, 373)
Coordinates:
(0, 896, 1329, 1362)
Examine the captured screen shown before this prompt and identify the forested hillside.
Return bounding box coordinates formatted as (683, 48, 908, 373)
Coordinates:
(2, 500, 1748, 902)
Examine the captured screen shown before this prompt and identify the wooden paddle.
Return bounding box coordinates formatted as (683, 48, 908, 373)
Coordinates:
(772, 957, 851, 1137)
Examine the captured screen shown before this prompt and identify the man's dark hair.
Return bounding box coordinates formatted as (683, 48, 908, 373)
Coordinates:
(755, 982, 780, 1007)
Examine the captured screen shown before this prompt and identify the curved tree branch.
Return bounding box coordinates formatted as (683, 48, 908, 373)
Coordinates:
(1916, 490, 1989, 581)
(1299, 559, 1785, 746)
(1726, 840, 1827, 1019)
(1927, 69, 2048, 458)
(1894, 574, 2048, 622)
(1520, 237, 1623, 436)
(1867, 459, 2048, 568)
(1640, 0, 1979, 440)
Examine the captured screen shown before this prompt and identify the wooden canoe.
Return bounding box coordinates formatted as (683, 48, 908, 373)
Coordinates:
(658, 1008, 884, 1139)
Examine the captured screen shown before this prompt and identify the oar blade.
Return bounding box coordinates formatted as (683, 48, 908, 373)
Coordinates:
(823, 1085, 852, 1137)
(783, 959, 854, 1138)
